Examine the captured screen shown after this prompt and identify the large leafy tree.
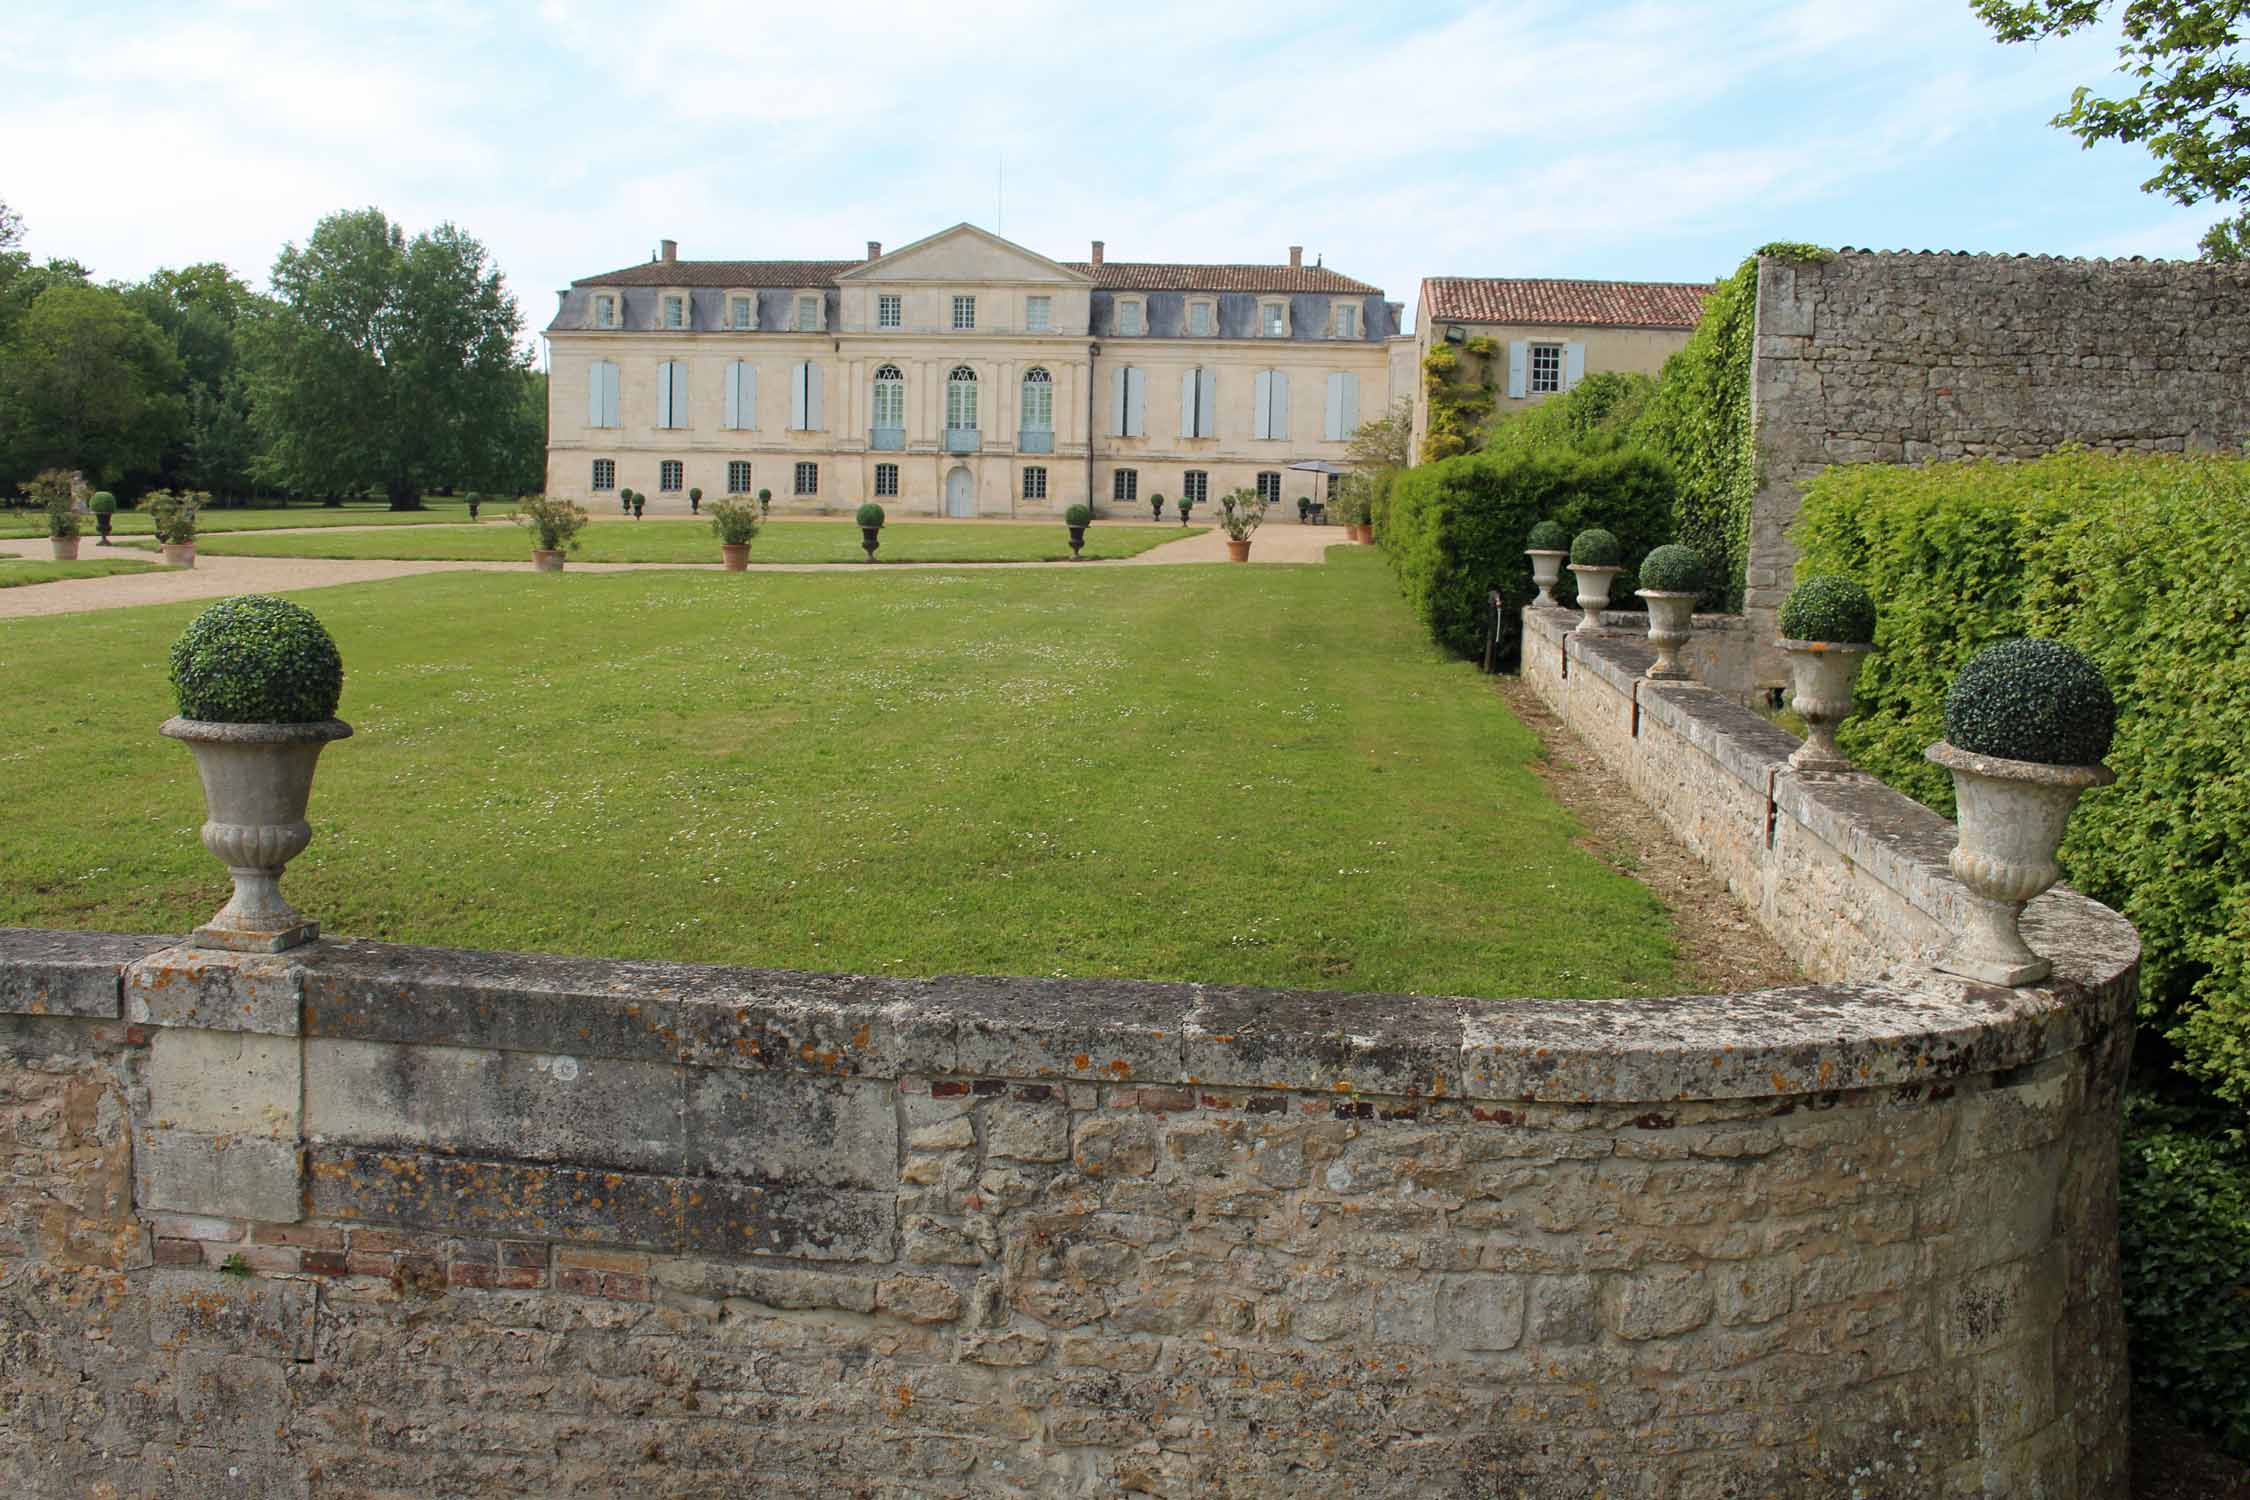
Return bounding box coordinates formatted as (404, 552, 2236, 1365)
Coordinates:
(121, 262, 265, 496)
(1976, 0, 2250, 258)
(0, 282, 185, 485)
(246, 208, 526, 508)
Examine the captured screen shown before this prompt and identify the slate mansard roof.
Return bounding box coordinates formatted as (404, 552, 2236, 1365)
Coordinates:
(1422, 277, 1711, 331)
(574, 258, 1382, 297)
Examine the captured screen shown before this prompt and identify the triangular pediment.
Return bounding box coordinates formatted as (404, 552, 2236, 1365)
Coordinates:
(837, 224, 1092, 285)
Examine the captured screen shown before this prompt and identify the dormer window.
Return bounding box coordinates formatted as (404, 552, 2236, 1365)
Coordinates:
(729, 295, 753, 330)
(593, 295, 617, 329)
(1116, 300, 1143, 336)
(1261, 302, 1286, 337)
(796, 295, 820, 332)
(1188, 301, 1213, 337)
(1333, 303, 1359, 339)
(663, 295, 686, 330)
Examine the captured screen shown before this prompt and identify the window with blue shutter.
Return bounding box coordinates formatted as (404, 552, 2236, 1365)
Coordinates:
(790, 362, 823, 430)
(1323, 372, 1360, 441)
(657, 361, 688, 429)
(588, 360, 620, 428)
(724, 361, 757, 430)
(1253, 371, 1289, 440)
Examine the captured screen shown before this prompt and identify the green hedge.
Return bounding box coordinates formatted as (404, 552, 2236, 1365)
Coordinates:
(1794, 450, 2250, 1116)
(1385, 446, 1676, 665)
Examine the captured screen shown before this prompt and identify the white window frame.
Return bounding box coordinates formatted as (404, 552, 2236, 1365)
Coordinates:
(726, 461, 751, 494)
(1020, 367, 1053, 433)
(1023, 466, 1047, 500)
(1333, 303, 1358, 339)
(1256, 471, 1282, 504)
(593, 295, 617, 329)
(874, 462, 899, 497)
(592, 458, 616, 491)
(1112, 468, 1137, 502)
(1261, 302, 1286, 337)
(1116, 299, 1143, 336)
(659, 459, 684, 493)
(793, 461, 818, 496)
(1025, 295, 1052, 332)
(1529, 342, 1564, 395)
(1182, 470, 1208, 504)
(796, 295, 821, 332)
(946, 364, 978, 431)
(952, 294, 977, 331)
(729, 295, 754, 331)
(1188, 301, 1213, 337)
(872, 364, 905, 430)
(877, 293, 902, 329)
(663, 294, 686, 330)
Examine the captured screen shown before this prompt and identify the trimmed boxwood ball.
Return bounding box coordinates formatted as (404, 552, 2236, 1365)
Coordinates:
(91, 491, 116, 514)
(169, 595, 344, 725)
(856, 502, 886, 529)
(1944, 637, 2116, 767)
(1779, 574, 1876, 644)
(1526, 519, 1569, 552)
(1639, 544, 1702, 593)
(1064, 504, 1092, 528)
(1569, 528, 1621, 566)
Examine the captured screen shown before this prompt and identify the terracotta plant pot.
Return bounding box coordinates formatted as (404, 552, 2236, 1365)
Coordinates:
(1526, 549, 1566, 608)
(720, 544, 750, 572)
(1566, 564, 1622, 634)
(532, 549, 565, 573)
(1926, 741, 2115, 985)
(50, 536, 80, 561)
(161, 716, 353, 954)
(1068, 525, 1086, 559)
(161, 542, 196, 569)
(1637, 591, 1698, 680)
(1357, 523, 1374, 544)
(1779, 639, 1875, 771)
(1224, 539, 1252, 562)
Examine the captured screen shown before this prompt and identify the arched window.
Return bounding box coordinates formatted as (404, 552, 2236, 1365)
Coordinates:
(872, 364, 905, 433)
(1020, 367, 1054, 433)
(946, 365, 978, 430)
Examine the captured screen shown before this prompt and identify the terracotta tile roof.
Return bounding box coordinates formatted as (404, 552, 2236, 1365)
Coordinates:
(1422, 277, 1711, 330)
(575, 260, 863, 288)
(1061, 262, 1382, 295)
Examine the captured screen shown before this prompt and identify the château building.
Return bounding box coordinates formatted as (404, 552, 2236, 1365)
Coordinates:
(544, 223, 1413, 517)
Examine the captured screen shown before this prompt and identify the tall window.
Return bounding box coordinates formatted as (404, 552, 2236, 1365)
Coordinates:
(1256, 471, 1282, 504)
(1116, 300, 1143, 335)
(1026, 295, 1051, 332)
(793, 461, 818, 496)
(656, 361, 688, 428)
(1530, 342, 1563, 394)
(1180, 367, 1216, 438)
(1112, 469, 1138, 502)
(872, 364, 905, 431)
(592, 459, 616, 491)
(1262, 303, 1285, 337)
(594, 295, 616, 328)
(1252, 370, 1290, 440)
(790, 361, 823, 430)
(796, 295, 820, 332)
(1333, 303, 1359, 338)
(1188, 301, 1213, 337)
(1183, 470, 1208, 504)
(952, 294, 976, 330)
(730, 296, 753, 330)
(726, 461, 752, 494)
(1020, 367, 1053, 432)
(663, 295, 685, 329)
(724, 360, 756, 430)
(877, 294, 901, 329)
(586, 360, 620, 428)
(946, 365, 978, 430)
(1023, 466, 1047, 500)
(875, 463, 899, 498)
(659, 460, 683, 492)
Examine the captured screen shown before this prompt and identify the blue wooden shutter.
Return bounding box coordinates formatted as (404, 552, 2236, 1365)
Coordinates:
(1565, 342, 1586, 390)
(806, 363, 823, 430)
(1111, 367, 1128, 436)
(605, 363, 620, 428)
(657, 362, 674, 427)
(588, 361, 609, 428)
(1270, 372, 1289, 440)
(791, 363, 808, 429)
(1507, 341, 1528, 399)
(1125, 367, 1145, 437)
(1197, 369, 1218, 437)
(1323, 373, 1344, 441)
(724, 361, 742, 429)
(1341, 372, 1359, 434)
(1252, 371, 1273, 440)
(1180, 369, 1199, 438)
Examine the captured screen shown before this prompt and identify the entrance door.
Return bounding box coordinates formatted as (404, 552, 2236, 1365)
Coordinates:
(945, 466, 974, 518)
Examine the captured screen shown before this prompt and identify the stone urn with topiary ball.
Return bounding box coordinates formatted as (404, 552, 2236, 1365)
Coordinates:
(619, 487, 634, 516)
(689, 486, 702, 516)
(1777, 576, 1878, 771)
(1566, 528, 1623, 633)
(161, 596, 352, 954)
(465, 491, 482, 521)
(857, 502, 886, 561)
(757, 488, 771, 519)
(1525, 520, 1569, 607)
(1926, 639, 2117, 986)
(1150, 493, 1166, 522)
(91, 491, 117, 545)
(1636, 544, 1703, 680)
(1065, 503, 1092, 559)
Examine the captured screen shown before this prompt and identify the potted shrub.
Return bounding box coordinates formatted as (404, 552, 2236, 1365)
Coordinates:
(857, 502, 886, 561)
(148, 489, 202, 568)
(1064, 503, 1093, 560)
(465, 490, 482, 521)
(1566, 528, 1623, 634)
(91, 490, 117, 546)
(757, 487, 772, 518)
(1296, 496, 1311, 524)
(619, 487, 634, 515)
(631, 491, 647, 520)
(1215, 488, 1267, 562)
(510, 493, 589, 571)
(1777, 575, 1878, 771)
(1150, 493, 1166, 522)
(1636, 544, 1703, 680)
(31, 471, 83, 560)
(689, 486, 703, 516)
(161, 595, 353, 953)
(1176, 493, 1196, 527)
(710, 497, 760, 570)
(1926, 638, 2117, 986)
(1524, 519, 1569, 607)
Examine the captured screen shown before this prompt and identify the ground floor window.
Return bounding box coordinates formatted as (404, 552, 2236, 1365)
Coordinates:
(1327, 472, 1341, 498)
(1183, 470, 1208, 504)
(1256, 471, 1282, 504)
(659, 460, 683, 492)
(1023, 466, 1047, 500)
(1530, 342, 1563, 394)
(726, 461, 752, 494)
(1112, 468, 1137, 503)
(592, 459, 615, 491)
(875, 463, 898, 497)
(794, 461, 818, 496)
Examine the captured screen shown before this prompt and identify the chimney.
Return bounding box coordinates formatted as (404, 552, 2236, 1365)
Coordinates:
(1090, 239, 1104, 267)
(867, 241, 882, 261)
(1288, 245, 1303, 269)
(660, 238, 678, 264)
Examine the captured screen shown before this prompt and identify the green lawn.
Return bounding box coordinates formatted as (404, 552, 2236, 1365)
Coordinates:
(0, 550, 1675, 998)
(0, 557, 164, 588)
(121, 519, 1205, 565)
(0, 500, 482, 540)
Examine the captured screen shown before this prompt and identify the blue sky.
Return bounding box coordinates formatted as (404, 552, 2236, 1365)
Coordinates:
(2, 0, 2221, 339)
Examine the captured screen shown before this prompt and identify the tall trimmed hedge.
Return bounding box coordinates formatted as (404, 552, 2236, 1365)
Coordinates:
(1794, 450, 2250, 1117)
(1385, 447, 1676, 666)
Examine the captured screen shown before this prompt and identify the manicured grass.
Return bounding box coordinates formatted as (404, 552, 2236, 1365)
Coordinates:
(122, 519, 1206, 565)
(0, 501, 482, 540)
(0, 550, 1675, 998)
(0, 557, 164, 588)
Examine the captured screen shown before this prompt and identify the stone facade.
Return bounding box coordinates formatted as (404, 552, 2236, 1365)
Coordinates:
(1744, 250, 2250, 675)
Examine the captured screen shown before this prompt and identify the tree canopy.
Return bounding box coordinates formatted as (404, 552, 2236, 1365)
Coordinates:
(0, 282, 185, 483)
(1975, 0, 2250, 258)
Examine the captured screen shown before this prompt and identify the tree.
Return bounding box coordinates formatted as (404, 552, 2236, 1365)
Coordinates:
(1976, 0, 2250, 259)
(0, 283, 185, 484)
(1345, 397, 1413, 474)
(122, 263, 265, 497)
(245, 208, 527, 508)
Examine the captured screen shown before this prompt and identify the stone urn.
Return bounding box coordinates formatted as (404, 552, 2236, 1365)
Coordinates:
(162, 717, 353, 953)
(1637, 591, 1697, 680)
(1068, 526, 1087, 559)
(532, 548, 565, 573)
(161, 542, 197, 569)
(1926, 742, 2114, 985)
(1779, 640, 1874, 771)
(1526, 550, 1566, 607)
(720, 543, 750, 572)
(1567, 565, 1621, 634)
(51, 535, 81, 561)
(860, 527, 881, 562)
(1225, 539, 1252, 563)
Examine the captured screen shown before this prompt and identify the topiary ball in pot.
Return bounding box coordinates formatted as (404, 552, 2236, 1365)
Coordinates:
(1064, 503, 1093, 558)
(1779, 575, 1876, 645)
(1638, 544, 1702, 595)
(1526, 519, 1568, 553)
(1565, 529, 1624, 633)
(856, 502, 885, 560)
(1568, 528, 1621, 567)
(1635, 545, 1703, 680)
(1942, 638, 2116, 768)
(169, 595, 345, 725)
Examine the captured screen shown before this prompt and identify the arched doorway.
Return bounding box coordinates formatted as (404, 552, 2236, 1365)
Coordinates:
(945, 466, 975, 518)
